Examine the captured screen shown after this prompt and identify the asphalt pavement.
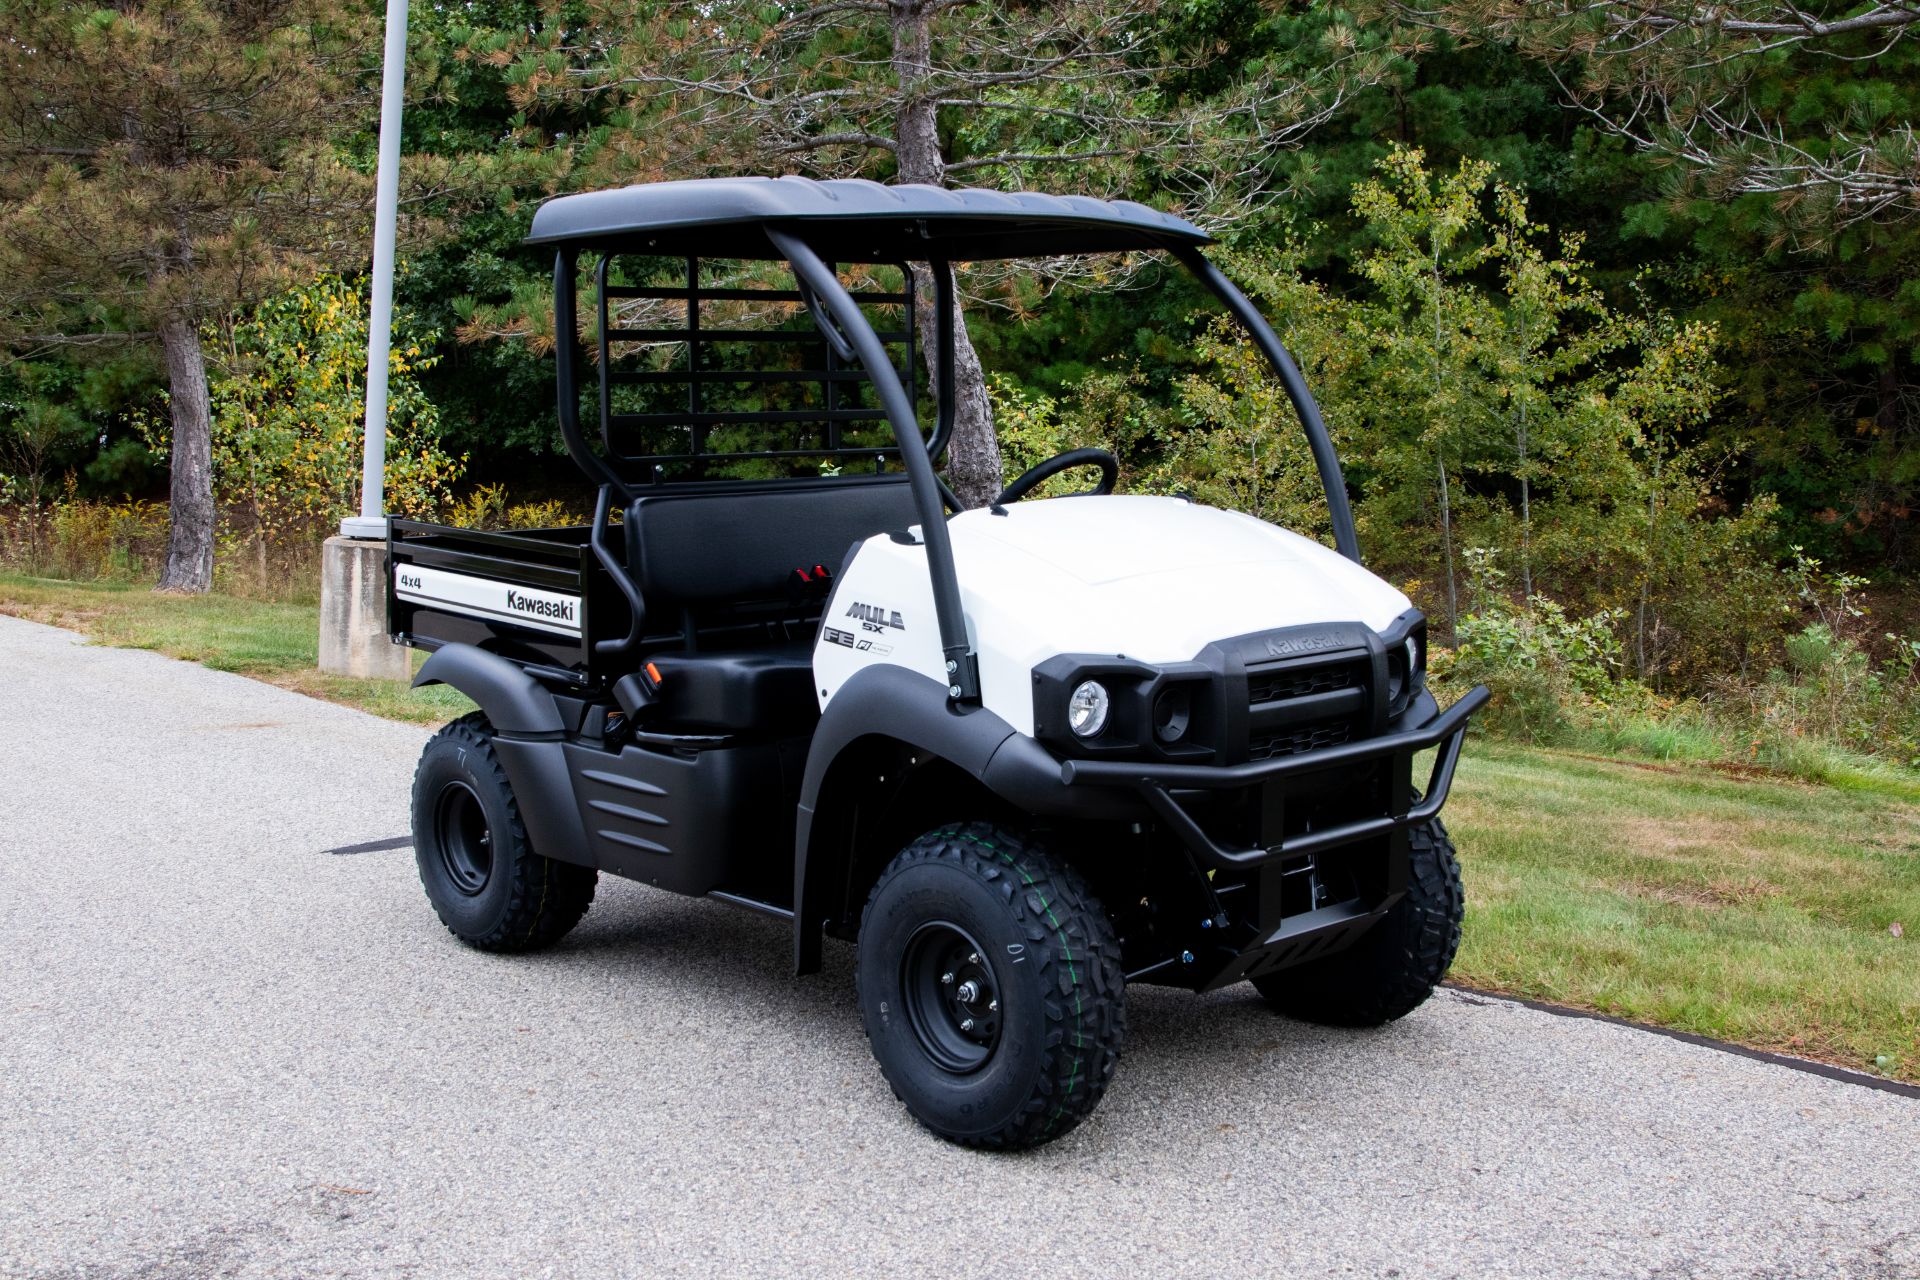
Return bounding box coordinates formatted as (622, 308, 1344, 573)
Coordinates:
(2, 614, 1915, 1279)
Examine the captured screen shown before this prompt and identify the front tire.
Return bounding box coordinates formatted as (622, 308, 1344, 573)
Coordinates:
(856, 823, 1126, 1150)
(411, 712, 596, 952)
(1253, 817, 1463, 1026)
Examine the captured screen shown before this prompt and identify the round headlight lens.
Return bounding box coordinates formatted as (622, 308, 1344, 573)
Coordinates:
(1405, 636, 1422, 676)
(1067, 680, 1110, 738)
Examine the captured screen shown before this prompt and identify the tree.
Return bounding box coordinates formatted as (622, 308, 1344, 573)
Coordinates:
(0, 1, 369, 591)
(504, 0, 1376, 506)
(1380, 1, 1920, 564)
(1062, 150, 1751, 675)
(1389, 1, 1920, 238)
(209, 274, 461, 581)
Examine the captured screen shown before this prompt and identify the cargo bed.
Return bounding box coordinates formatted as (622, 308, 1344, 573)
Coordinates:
(387, 519, 631, 683)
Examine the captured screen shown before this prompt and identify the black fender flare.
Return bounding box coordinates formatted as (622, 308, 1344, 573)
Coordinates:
(412, 644, 593, 867)
(793, 664, 1051, 974)
(413, 644, 565, 736)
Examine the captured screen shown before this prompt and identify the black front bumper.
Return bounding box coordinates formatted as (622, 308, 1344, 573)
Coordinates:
(1057, 684, 1489, 871)
(990, 684, 1488, 991)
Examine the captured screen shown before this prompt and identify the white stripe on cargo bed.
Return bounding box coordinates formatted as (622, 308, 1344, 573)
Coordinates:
(393, 563, 582, 638)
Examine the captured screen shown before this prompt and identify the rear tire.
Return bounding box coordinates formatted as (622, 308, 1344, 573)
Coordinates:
(1252, 817, 1462, 1026)
(856, 822, 1126, 1150)
(411, 712, 596, 952)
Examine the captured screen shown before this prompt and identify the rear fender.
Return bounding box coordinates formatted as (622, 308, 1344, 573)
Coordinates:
(412, 644, 592, 867)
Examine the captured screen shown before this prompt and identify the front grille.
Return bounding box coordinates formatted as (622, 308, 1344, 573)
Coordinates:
(1249, 664, 1355, 703)
(1248, 719, 1353, 761)
(1243, 651, 1372, 761)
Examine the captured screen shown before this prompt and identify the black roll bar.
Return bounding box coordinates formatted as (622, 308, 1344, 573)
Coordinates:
(930, 260, 957, 462)
(768, 228, 980, 703)
(553, 249, 649, 657)
(553, 250, 630, 502)
(1176, 248, 1361, 564)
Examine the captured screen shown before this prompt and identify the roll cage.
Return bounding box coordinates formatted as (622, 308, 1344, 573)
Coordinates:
(533, 176, 1361, 707)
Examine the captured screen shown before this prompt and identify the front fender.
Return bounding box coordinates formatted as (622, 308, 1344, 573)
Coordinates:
(793, 664, 1017, 974)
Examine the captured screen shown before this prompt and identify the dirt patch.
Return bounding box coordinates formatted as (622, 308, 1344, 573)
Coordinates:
(0, 600, 103, 628)
(1558, 750, 1820, 788)
(1623, 876, 1783, 909)
(1615, 812, 1767, 857)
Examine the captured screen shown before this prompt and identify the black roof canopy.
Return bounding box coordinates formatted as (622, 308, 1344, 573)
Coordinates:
(524, 176, 1211, 260)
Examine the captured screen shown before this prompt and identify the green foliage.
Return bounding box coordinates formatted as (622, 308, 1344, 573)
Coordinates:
(1104, 150, 1766, 680)
(205, 275, 462, 536)
(1440, 549, 1624, 742)
(443, 483, 586, 531)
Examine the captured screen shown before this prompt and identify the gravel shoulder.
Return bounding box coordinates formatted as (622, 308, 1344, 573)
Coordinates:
(2, 615, 1915, 1280)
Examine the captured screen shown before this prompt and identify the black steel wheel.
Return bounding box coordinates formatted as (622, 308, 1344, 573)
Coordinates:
(899, 921, 1002, 1073)
(856, 822, 1126, 1151)
(411, 712, 596, 953)
(1252, 816, 1463, 1026)
(432, 781, 494, 896)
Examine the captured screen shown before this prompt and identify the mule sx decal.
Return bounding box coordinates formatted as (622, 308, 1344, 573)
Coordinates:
(846, 601, 906, 633)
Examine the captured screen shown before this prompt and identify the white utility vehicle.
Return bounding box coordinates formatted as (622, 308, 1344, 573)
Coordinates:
(388, 178, 1488, 1150)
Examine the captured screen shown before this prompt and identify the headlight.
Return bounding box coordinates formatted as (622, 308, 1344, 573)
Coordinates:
(1067, 680, 1110, 737)
(1405, 635, 1421, 676)
(1152, 686, 1192, 743)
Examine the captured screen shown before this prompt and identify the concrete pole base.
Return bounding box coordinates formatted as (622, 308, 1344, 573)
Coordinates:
(318, 535, 410, 681)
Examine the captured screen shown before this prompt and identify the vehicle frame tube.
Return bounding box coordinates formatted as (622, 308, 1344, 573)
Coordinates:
(769, 228, 979, 702)
(1176, 247, 1361, 564)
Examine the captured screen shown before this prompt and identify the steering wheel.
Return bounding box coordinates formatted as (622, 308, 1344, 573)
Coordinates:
(993, 447, 1119, 507)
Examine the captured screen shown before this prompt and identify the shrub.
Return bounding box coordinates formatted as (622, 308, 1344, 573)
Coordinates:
(204, 273, 462, 547)
(442, 483, 586, 531)
(0, 485, 170, 582)
(1440, 549, 1624, 741)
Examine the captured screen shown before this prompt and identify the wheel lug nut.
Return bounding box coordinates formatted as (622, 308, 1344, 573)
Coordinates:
(988, 999, 998, 1012)
(941, 971, 954, 985)
(968, 952, 980, 965)
(960, 1018, 975, 1032)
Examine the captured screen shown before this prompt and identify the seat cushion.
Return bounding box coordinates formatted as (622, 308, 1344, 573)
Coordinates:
(626, 475, 918, 607)
(647, 644, 817, 732)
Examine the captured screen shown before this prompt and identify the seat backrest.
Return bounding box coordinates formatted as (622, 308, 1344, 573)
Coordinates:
(625, 475, 918, 607)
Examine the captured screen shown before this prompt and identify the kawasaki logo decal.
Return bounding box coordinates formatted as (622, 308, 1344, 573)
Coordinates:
(1265, 632, 1340, 657)
(393, 564, 582, 638)
(506, 590, 575, 624)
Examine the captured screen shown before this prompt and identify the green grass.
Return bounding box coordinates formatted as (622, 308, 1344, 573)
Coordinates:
(1445, 742, 1917, 1080)
(0, 572, 472, 724)
(5, 572, 1915, 1082)
(1563, 706, 1920, 801)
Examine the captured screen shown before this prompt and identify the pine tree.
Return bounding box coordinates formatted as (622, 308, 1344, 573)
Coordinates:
(501, 0, 1377, 506)
(0, 1, 368, 591)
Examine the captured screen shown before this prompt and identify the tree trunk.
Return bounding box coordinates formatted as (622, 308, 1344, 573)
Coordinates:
(1517, 409, 1532, 598)
(1515, 311, 1532, 599)
(1436, 448, 1458, 635)
(1430, 248, 1458, 635)
(891, 0, 1001, 508)
(156, 309, 216, 593)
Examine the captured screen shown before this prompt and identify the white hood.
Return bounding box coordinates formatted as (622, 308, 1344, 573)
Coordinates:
(953, 494, 1408, 654)
(815, 494, 1414, 733)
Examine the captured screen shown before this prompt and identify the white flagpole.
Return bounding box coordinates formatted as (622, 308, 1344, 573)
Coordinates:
(342, 0, 409, 539)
